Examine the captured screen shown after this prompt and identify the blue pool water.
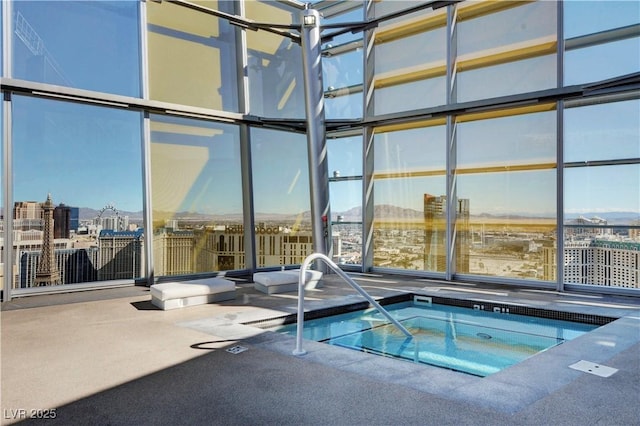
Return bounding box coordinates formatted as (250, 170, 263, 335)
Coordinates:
(274, 300, 598, 377)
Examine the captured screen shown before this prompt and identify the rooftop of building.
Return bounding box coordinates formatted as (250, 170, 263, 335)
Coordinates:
(2, 273, 639, 425)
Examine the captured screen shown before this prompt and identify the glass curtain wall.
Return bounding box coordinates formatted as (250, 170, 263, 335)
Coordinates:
(1, 0, 639, 297)
(452, 0, 558, 286)
(363, 0, 638, 292)
(562, 0, 640, 290)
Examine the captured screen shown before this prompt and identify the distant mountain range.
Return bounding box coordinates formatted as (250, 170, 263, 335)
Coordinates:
(74, 204, 639, 224)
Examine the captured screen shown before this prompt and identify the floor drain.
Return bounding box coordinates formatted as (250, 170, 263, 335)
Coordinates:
(226, 345, 248, 355)
(569, 360, 618, 377)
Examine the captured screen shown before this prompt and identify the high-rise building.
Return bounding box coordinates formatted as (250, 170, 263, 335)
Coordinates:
(424, 194, 470, 273)
(13, 201, 43, 232)
(54, 203, 72, 239)
(544, 240, 640, 288)
(13, 201, 42, 220)
(97, 229, 144, 280)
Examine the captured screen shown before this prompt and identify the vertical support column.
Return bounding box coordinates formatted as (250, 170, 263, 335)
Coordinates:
(300, 7, 331, 263)
(235, 0, 256, 273)
(361, 0, 376, 272)
(240, 124, 256, 271)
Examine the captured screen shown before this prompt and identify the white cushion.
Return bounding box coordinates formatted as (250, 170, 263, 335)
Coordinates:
(150, 278, 235, 301)
(253, 269, 322, 286)
(253, 269, 323, 294)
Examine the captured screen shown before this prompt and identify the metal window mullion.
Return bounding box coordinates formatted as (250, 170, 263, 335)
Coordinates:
(2, 91, 13, 301)
(236, 1, 256, 272)
(445, 3, 458, 280)
(140, 0, 149, 100)
(236, 0, 250, 115)
(2, 0, 12, 78)
(139, 0, 154, 286)
(2, 0, 13, 300)
(141, 111, 154, 285)
(556, 0, 565, 292)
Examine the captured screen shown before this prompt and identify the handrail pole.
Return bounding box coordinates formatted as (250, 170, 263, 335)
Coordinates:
(293, 268, 307, 355)
(293, 253, 412, 356)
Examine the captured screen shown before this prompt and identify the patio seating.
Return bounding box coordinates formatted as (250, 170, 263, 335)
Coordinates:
(150, 277, 236, 310)
(253, 269, 323, 294)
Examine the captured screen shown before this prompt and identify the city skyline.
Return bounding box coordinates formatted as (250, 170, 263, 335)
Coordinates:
(3, 197, 639, 225)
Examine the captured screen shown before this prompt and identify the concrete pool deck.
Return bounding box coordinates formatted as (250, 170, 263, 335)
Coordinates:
(2, 273, 639, 425)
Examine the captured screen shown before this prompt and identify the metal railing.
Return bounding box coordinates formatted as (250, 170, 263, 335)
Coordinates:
(293, 253, 413, 356)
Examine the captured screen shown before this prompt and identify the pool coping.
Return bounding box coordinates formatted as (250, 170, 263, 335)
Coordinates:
(178, 286, 640, 414)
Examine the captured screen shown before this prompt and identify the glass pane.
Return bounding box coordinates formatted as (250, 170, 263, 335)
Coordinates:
(563, 164, 640, 289)
(330, 180, 361, 220)
(251, 128, 311, 267)
(457, 110, 557, 281)
(565, 165, 639, 226)
(13, 1, 140, 96)
(326, 93, 362, 120)
(327, 136, 362, 177)
(564, 0, 640, 39)
(375, 126, 446, 173)
(374, 0, 441, 27)
(373, 176, 446, 272)
(565, 38, 640, 86)
(374, 27, 446, 74)
(457, 55, 556, 103)
(372, 19, 446, 115)
(374, 76, 446, 115)
(565, 99, 640, 162)
(457, 171, 556, 280)
(456, 2, 557, 103)
(246, 2, 304, 119)
(320, 3, 364, 46)
(325, 50, 362, 89)
(12, 96, 144, 288)
(147, 0, 238, 111)
(150, 114, 242, 276)
(330, 181, 362, 266)
(457, 2, 556, 56)
(373, 126, 446, 272)
(458, 111, 556, 168)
